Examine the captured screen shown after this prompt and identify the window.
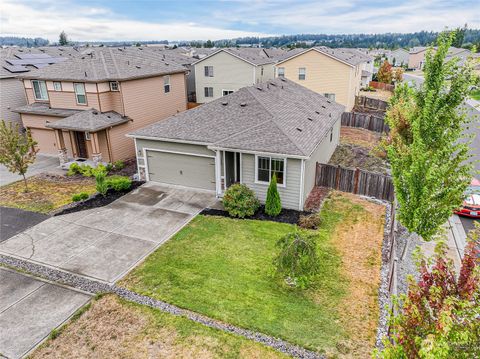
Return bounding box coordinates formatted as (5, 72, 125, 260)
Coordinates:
(277, 67, 285, 78)
(85, 132, 91, 140)
(324, 93, 336, 101)
(204, 87, 213, 97)
(163, 75, 170, 93)
(74, 83, 87, 105)
(261, 66, 264, 76)
(222, 90, 233, 96)
(32, 80, 48, 101)
(53, 81, 62, 91)
(298, 67, 306, 80)
(256, 156, 285, 185)
(204, 66, 214, 77)
(330, 129, 333, 142)
(109, 81, 119, 91)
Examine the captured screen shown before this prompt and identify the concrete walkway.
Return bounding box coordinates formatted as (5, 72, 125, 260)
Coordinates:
(0, 183, 216, 284)
(0, 155, 60, 187)
(0, 267, 91, 359)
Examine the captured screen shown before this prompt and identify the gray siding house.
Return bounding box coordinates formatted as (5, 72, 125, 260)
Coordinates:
(129, 78, 343, 210)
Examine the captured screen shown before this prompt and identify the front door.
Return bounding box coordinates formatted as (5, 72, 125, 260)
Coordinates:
(74, 131, 88, 159)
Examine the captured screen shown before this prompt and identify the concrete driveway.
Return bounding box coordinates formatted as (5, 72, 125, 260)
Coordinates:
(0, 183, 216, 284)
(0, 154, 60, 187)
(0, 267, 91, 359)
(0, 207, 49, 242)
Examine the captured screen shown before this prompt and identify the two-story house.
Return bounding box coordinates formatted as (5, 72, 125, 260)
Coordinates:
(15, 47, 187, 165)
(275, 47, 369, 110)
(193, 48, 284, 103)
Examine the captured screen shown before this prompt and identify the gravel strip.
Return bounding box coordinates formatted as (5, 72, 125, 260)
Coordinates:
(0, 254, 324, 359)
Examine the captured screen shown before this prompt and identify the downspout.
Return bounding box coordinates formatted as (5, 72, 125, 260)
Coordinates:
(298, 159, 305, 211)
(96, 83, 102, 112)
(105, 128, 113, 162)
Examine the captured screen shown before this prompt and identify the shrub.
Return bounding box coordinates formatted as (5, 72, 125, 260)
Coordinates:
(298, 213, 321, 229)
(71, 192, 89, 202)
(66, 162, 81, 176)
(265, 174, 282, 216)
(273, 229, 320, 289)
(113, 160, 125, 170)
(222, 183, 260, 218)
(106, 175, 132, 192)
(94, 169, 108, 196)
(105, 162, 114, 172)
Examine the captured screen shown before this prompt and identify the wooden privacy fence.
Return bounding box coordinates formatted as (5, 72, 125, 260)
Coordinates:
(369, 81, 395, 92)
(315, 163, 394, 202)
(355, 95, 389, 111)
(341, 112, 389, 133)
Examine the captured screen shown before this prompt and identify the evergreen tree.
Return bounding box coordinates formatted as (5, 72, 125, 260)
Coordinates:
(265, 174, 282, 216)
(59, 31, 68, 46)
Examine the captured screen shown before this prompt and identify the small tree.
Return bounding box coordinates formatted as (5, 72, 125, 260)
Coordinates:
(0, 121, 38, 192)
(377, 60, 393, 84)
(59, 31, 68, 46)
(265, 174, 282, 216)
(274, 229, 320, 289)
(379, 228, 480, 358)
(393, 67, 404, 83)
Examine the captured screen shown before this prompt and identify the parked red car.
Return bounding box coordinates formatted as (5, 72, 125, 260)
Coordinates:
(455, 179, 480, 218)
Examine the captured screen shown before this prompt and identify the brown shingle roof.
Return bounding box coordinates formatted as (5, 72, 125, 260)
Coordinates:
(46, 109, 129, 132)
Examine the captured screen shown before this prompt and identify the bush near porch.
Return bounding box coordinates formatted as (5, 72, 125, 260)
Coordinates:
(0, 174, 96, 214)
(121, 192, 385, 357)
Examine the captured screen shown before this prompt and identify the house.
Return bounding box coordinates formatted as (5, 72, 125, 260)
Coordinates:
(192, 48, 285, 103)
(15, 47, 187, 165)
(408, 47, 434, 69)
(387, 48, 409, 67)
(128, 78, 344, 211)
(275, 47, 371, 110)
(445, 47, 472, 66)
(0, 47, 85, 128)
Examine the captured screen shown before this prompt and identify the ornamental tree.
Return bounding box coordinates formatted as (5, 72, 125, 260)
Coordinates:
(379, 227, 480, 358)
(59, 31, 68, 46)
(0, 121, 38, 192)
(377, 60, 393, 84)
(265, 173, 282, 216)
(385, 31, 476, 240)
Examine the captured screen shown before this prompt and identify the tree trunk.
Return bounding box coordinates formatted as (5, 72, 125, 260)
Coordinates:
(22, 173, 28, 193)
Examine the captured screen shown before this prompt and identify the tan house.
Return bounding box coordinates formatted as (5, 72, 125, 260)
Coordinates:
(193, 48, 284, 103)
(15, 48, 187, 165)
(275, 47, 369, 110)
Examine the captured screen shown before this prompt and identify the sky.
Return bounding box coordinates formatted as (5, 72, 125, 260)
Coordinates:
(1, 0, 480, 42)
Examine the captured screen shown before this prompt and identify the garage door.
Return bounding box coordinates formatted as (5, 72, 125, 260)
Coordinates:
(29, 128, 57, 154)
(146, 150, 216, 190)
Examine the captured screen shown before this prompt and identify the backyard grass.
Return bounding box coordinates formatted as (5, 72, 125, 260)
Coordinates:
(122, 192, 385, 357)
(31, 294, 286, 359)
(340, 127, 382, 150)
(329, 143, 389, 174)
(0, 175, 96, 213)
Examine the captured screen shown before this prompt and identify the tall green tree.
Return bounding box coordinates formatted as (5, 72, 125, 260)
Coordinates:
(385, 31, 476, 240)
(0, 121, 38, 192)
(452, 23, 467, 48)
(59, 31, 68, 46)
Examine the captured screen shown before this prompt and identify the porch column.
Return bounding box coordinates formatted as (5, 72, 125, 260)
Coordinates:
(215, 150, 222, 197)
(90, 132, 103, 165)
(54, 129, 68, 165)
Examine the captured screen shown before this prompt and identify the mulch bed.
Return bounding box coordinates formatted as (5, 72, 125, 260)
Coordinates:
(201, 205, 309, 225)
(53, 181, 144, 216)
(109, 158, 137, 177)
(304, 187, 331, 212)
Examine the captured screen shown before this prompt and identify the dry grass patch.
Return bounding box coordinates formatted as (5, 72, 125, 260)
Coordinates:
(359, 89, 392, 101)
(31, 295, 286, 359)
(340, 127, 382, 150)
(327, 192, 385, 358)
(0, 174, 96, 213)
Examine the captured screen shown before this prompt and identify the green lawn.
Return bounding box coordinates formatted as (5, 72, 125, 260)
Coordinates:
(122, 194, 384, 356)
(471, 89, 480, 101)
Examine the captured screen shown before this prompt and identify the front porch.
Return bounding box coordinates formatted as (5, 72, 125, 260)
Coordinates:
(215, 150, 242, 197)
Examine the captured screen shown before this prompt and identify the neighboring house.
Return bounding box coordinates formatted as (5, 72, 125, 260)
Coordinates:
(445, 47, 472, 66)
(128, 78, 344, 211)
(408, 47, 434, 69)
(275, 47, 368, 110)
(15, 47, 187, 165)
(193, 48, 284, 103)
(0, 47, 84, 128)
(387, 48, 409, 67)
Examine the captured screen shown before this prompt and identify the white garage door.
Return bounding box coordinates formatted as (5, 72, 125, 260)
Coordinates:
(146, 150, 216, 190)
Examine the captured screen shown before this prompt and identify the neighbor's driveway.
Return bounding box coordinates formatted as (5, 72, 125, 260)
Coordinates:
(0, 183, 216, 284)
(0, 154, 60, 187)
(0, 267, 91, 359)
(0, 207, 49, 242)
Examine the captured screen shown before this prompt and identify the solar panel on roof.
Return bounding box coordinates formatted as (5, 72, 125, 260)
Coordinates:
(15, 53, 51, 59)
(3, 64, 29, 73)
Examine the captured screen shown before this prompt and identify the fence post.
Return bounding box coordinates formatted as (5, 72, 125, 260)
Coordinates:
(335, 165, 341, 189)
(353, 167, 360, 194)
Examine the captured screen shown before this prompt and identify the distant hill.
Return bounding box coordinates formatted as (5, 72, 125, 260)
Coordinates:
(0, 36, 49, 47)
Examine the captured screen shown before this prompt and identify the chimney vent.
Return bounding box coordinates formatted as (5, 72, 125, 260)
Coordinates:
(240, 102, 247, 107)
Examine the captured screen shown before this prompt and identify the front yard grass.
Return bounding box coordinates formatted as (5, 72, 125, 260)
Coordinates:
(0, 175, 96, 213)
(31, 294, 286, 358)
(122, 192, 385, 357)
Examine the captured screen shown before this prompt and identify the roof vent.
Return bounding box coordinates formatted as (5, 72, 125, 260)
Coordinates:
(84, 71, 87, 77)
(92, 110, 98, 115)
(280, 78, 286, 82)
(136, 65, 141, 69)
(240, 102, 247, 107)
(269, 82, 277, 86)
(321, 105, 326, 109)
(256, 86, 263, 91)
(222, 101, 228, 106)
(107, 115, 111, 118)
(329, 113, 332, 117)
(307, 117, 313, 121)
(315, 111, 320, 114)
(326, 100, 331, 104)
(296, 128, 303, 132)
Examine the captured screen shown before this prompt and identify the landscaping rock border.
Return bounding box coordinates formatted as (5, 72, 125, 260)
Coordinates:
(201, 205, 310, 225)
(52, 181, 144, 216)
(0, 254, 324, 359)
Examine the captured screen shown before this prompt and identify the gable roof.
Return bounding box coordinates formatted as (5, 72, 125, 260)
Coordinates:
(276, 47, 369, 67)
(18, 47, 186, 82)
(192, 48, 279, 67)
(46, 109, 129, 132)
(130, 78, 344, 158)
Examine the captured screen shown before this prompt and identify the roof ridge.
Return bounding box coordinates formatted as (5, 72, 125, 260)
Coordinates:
(245, 84, 307, 155)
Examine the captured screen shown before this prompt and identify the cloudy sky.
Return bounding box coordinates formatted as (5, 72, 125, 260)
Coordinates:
(1, 0, 479, 42)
